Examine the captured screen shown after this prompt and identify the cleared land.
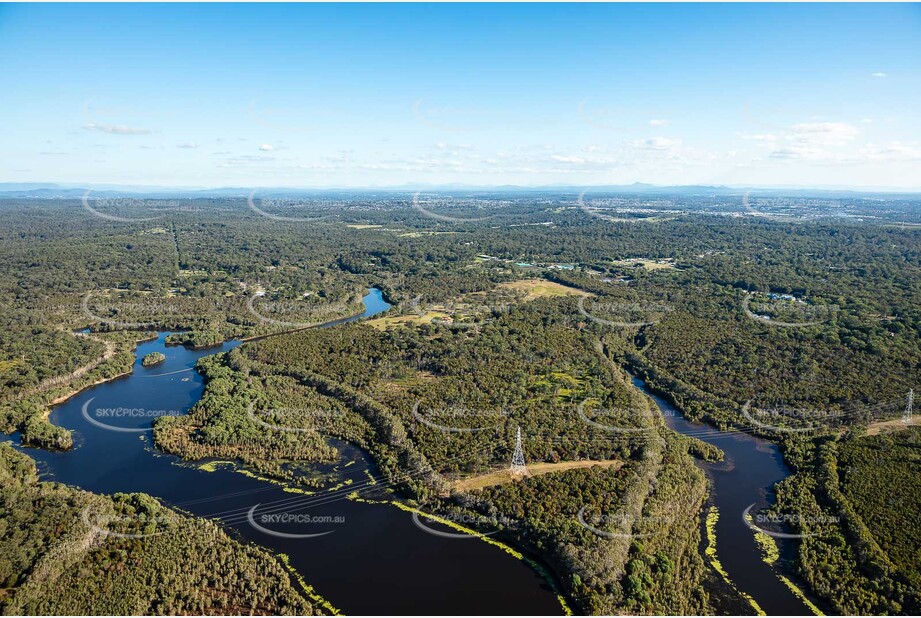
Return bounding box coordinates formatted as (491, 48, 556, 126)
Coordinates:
(496, 279, 592, 301)
(367, 310, 452, 331)
(865, 416, 921, 436)
(368, 279, 589, 331)
(450, 459, 622, 493)
(610, 258, 676, 271)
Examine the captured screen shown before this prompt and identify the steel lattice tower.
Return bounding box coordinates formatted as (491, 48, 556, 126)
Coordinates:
(903, 389, 914, 423)
(510, 426, 528, 476)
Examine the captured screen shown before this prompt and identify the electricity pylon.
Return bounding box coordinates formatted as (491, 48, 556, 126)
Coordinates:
(903, 389, 914, 424)
(510, 426, 528, 476)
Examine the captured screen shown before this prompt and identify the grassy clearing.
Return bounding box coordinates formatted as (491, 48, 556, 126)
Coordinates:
(450, 459, 622, 493)
(368, 278, 589, 333)
(496, 278, 591, 300)
(609, 258, 676, 271)
(864, 416, 921, 436)
(379, 371, 438, 393)
(397, 231, 458, 237)
(366, 310, 452, 331)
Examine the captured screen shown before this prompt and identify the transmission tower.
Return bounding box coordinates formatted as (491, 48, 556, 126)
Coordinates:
(903, 389, 914, 424)
(510, 426, 528, 476)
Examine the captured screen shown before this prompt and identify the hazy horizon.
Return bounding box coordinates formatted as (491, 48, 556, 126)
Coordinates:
(1, 3, 919, 189)
(4, 180, 921, 195)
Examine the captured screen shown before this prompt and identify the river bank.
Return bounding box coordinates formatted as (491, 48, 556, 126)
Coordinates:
(12, 289, 564, 615)
(43, 332, 159, 411)
(631, 374, 822, 616)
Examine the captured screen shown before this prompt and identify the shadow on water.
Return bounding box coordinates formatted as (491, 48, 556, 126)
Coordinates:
(13, 289, 562, 616)
(631, 376, 816, 615)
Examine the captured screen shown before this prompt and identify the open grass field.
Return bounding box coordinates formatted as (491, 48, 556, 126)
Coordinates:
(610, 258, 676, 271)
(864, 415, 921, 436)
(368, 279, 590, 332)
(496, 278, 592, 301)
(366, 310, 452, 331)
(450, 459, 623, 493)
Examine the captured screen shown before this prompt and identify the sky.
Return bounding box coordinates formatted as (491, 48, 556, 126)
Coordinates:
(1, 3, 919, 189)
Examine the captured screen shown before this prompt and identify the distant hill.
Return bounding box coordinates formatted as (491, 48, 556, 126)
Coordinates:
(0, 182, 918, 200)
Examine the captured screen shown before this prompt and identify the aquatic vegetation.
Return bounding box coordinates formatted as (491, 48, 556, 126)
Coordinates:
(776, 435, 921, 614)
(705, 506, 765, 616)
(747, 511, 823, 616)
(0, 444, 328, 615)
(388, 500, 573, 616)
(197, 459, 319, 495)
(326, 478, 354, 492)
(4, 193, 919, 615)
(778, 575, 824, 617)
(197, 459, 235, 473)
(747, 512, 780, 565)
(277, 553, 341, 615)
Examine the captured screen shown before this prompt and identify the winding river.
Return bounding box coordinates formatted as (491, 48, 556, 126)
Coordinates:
(10, 287, 823, 615)
(13, 289, 563, 616)
(632, 376, 819, 615)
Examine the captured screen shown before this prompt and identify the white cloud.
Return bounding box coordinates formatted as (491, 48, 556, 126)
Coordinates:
(740, 119, 868, 162)
(739, 133, 779, 143)
(649, 119, 671, 127)
(763, 117, 918, 165)
(82, 122, 150, 135)
(434, 142, 473, 152)
(857, 141, 921, 162)
(323, 149, 354, 163)
(629, 137, 682, 151)
(790, 122, 859, 146)
(769, 147, 810, 160)
(550, 155, 587, 164)
(872, 72, 887, 78)
(771, 140, 921, 164)
(259, 144, 274, 151)
(176, 142, 198, 149)
(219, 154, 277, 167)
(769, 122, 860, 159)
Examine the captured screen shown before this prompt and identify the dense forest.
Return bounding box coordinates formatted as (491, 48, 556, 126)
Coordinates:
(0, 443, 325, 615)
(154, 296, 718, 614)
(1, 193, 919, 615)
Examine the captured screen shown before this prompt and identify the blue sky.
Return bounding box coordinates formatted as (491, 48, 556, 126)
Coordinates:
(1, 3, 919, 188)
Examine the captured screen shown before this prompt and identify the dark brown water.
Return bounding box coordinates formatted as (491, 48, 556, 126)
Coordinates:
(9, 287, 822, 615)
(12, 290, 563, 616)
(632, 376, 819, 615)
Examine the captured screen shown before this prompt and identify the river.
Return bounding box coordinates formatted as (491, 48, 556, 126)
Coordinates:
(13, 289, 563, 616)
(11, 288, 822, 615)
(631, 376, 818, 615)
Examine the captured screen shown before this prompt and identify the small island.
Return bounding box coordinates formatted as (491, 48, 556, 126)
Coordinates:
(141, 352, 166, 367)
